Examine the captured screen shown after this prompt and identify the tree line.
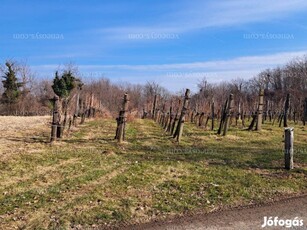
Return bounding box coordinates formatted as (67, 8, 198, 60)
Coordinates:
(1, 56, 307, 126)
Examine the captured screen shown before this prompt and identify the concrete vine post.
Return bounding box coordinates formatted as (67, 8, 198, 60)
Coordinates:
(255, 89, 264, 131)
(284, 127, 294, 170)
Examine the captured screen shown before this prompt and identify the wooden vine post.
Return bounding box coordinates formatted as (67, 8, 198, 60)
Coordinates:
(171, 99, 180, 135)
(211, 100, 215, 130)
(223, 94, 234, 136)
(50, 96, 60, 142)
(199, 112, 205, 127)
(304, 97, 307, 126)
(241, 107, 246, 127)
(152, 94, 157, 120)
(248, 113, 256, 131)
(73, 88, 81, 126)
(218, 98, 228, 135)
(166, 101, 173, 132)
(173, 89, 190, 143)
(80, 99, 86, 124)
(191, 109, 197, 123)
(115, 93, 129, 143)
(255, 89, 264, 131)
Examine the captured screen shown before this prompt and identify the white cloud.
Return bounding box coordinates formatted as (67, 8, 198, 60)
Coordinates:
(193, 0, 307, 28)
(96, 0, 307, 41)
(32, 50, 307, 92)
(75, 50, 306, 71)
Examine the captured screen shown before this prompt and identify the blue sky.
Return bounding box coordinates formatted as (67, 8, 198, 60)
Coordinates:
(1, 0, 307, 92)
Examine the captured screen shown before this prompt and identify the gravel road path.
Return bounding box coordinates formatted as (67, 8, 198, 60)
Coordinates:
(126, 195, 307, 230)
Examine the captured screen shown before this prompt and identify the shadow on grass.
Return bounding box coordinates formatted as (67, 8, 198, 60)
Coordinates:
(121, 145, 307, 173)
(61, 137, 115, 144)
(4, 136, 49, 144)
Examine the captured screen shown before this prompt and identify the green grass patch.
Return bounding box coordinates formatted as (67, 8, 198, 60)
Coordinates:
(0, 118, 306, 228)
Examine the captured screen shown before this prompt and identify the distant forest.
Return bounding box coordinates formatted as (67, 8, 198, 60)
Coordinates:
(1, 56, 307, 122)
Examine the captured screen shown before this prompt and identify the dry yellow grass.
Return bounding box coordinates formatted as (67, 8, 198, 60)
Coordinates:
(0, 117, 306, 229)
(0, 116, 51, 159)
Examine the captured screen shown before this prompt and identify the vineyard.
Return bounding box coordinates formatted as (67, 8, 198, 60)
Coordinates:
(1, 58, 307, 229)
(0, 60, 307, 229)
(2, 1, 307, 229)
(0, 108, 306, 229)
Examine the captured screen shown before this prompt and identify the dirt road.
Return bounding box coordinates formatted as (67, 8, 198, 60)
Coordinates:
(126, 195, 307, 230)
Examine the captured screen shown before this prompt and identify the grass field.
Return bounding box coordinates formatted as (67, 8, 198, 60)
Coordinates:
(0, 116, 306, 229)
